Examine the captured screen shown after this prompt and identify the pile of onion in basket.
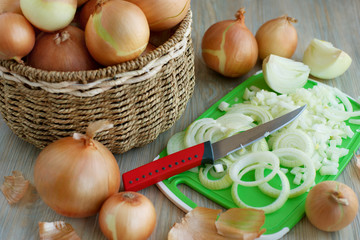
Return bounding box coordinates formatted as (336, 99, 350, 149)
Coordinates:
(0, 0, 190, 70)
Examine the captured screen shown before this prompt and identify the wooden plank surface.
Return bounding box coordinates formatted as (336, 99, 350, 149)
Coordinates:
(1, 0, 360, 239)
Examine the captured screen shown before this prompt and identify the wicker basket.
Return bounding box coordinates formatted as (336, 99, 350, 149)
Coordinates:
(0, 11, 195, 154)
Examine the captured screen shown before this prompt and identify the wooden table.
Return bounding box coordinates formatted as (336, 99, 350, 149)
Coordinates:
(1, 0, 360, 239)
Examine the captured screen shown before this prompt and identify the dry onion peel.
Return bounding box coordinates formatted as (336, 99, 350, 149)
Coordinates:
(168, 207, 266, 240)
(215, 208, 266, 239)
(303, 38, 352, 80)
(1, 171, 29, 204)
(263, 54, 310, 94)
(34, 120, 120, 218)
(39, 221, 80, 240)
(0, 0, 22, 14)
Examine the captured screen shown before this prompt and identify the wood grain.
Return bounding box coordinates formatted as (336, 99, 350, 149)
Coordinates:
(1, 0, 360, 239)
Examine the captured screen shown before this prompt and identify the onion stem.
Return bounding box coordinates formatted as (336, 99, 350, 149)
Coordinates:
(331, 192, 349, 206)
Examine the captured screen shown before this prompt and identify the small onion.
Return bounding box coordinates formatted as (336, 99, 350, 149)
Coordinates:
(20, 0, 77, 32)
(255, 15, 298, 60)
(27, 25, 98, 71)
(85, 0, 150, 66)
(126, 0, 190, 32)
(99, 191, 156, 240)
(0, 12, 35, 63)
(305, 181, 359, 232)
(34, 121, 121, 218)
(201, 8, 258, 78)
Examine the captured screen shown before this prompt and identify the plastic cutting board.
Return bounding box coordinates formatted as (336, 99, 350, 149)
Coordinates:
(155, 72, 360, 239)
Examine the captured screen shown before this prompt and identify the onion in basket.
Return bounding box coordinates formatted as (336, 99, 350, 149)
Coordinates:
(85, 0, 150, 66)
(126, 0, 191, 32)
(20, 0, 77, 32)
(27, 25, 98, 71)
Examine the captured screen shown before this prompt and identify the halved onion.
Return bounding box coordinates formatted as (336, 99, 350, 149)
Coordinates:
(303, 38, 352, 80)
(263, 54, 310, 94)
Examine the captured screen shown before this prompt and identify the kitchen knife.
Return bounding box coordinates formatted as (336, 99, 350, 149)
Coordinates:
(123, 105, 306, 191)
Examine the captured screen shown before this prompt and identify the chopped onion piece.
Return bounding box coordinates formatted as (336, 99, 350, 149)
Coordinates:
(263, 54, 310, 94)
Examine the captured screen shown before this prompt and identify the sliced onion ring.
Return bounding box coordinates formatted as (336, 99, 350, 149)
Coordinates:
(231, 168, 290, 214)
(229, 151, 280, 186)
(199, 159, 233, 190)
(256, 148, 316, 198)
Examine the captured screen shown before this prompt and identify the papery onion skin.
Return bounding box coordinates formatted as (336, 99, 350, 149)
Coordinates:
(305, 181, 359, 232)
(20, 0, 77, 32)
(85, 0, 150, 66)
(125, 0, 190, 32)
(0, 12, 35, 63)
(34, 136, 121, 218)
(99, 191, 156, 240)
(27, 25, 98, 71)
(77, 0, 88, 6)
(256, 15, 298, 60)
(201, 8, 258, 78)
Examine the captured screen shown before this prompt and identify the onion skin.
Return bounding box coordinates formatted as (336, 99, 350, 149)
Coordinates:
(255, 15, 298, 60)
(99, 192, 156, 240)
(20, 0, 77, 32)
(305, 181, 359, 232)
(27, 25, 98, 71)
(201, 8, 258, 78)
(85, 0, 150, 66)
(34, 136, 121, 218)
(0, 12, 35, 63)
(125, 0, 190, 32)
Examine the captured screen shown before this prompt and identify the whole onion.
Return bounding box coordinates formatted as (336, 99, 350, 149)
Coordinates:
(34, 121, 121, 218)
(201, 8, 258, 78)
(27, 25, 98, 71)
(85, 0, 150, 66)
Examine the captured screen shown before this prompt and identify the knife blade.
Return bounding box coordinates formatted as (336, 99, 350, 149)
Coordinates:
(122, 105, 306, 191)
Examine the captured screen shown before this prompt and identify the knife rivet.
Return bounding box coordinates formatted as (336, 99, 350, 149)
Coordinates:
(182, 159, 185, 163)
(136, 178, 139, 181)
(168, 164, 172, 168)
(175, 162, 179, 165)
(155, 169, 159, 173)
(162, 167, 166, 170)
(142, 175, 146, 178)
(195, 155, 198, 158)
(188, 157, 191, 160)
(129, 181, 133, 184)
(149, 172, 152, 176)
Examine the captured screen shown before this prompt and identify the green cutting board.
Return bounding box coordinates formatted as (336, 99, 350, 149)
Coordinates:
(156, 72, 360, 239)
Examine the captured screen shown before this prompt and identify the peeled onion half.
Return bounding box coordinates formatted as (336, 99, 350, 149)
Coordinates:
(303, 38, 352, 80)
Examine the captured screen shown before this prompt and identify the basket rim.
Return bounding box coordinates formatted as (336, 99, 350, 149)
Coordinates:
(0, 9, 192, 84)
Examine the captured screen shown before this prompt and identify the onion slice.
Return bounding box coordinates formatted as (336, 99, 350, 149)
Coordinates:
(232, 168, 290, 214)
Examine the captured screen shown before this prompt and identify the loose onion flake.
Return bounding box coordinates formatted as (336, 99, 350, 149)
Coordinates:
(168, 207, 265, 240)
(39, 221, 81, 240)
(1, 171, 29, 204)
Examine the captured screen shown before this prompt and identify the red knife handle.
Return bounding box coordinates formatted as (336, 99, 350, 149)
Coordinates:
(122, 141, 214, 192)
